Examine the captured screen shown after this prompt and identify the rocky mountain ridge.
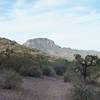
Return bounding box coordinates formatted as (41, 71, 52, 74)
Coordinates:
(24, 38, 100, 60)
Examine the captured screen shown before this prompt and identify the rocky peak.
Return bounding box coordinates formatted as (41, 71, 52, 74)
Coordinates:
(24, 38, 100, 60)
(24, 38, 57, 51)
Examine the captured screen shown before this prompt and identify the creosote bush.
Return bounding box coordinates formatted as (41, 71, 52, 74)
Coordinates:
(42, 66, 56, 77)
(19, 66, 42, 77)
(50, 58, 69, 76)
(54, 65, 67, 76)
(0, 70, 22, 89)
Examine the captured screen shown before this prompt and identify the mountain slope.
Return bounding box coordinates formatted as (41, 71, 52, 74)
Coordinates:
(0, 37, 47, 57)
(24, 38, 100, 60)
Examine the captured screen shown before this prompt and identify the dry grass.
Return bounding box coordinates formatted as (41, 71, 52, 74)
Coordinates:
(0, 77, 72, 100)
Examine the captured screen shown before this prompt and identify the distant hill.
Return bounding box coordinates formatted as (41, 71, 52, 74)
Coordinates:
(24, 38, 100, 60)
(0, 37, 46, 56)
(0, 37, 99, 61)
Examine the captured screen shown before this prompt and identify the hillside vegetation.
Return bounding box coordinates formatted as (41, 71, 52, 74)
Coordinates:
(0, 37, 71, 89)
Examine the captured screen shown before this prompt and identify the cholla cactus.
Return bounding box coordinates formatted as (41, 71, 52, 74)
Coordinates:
(74, 54, 98, 80)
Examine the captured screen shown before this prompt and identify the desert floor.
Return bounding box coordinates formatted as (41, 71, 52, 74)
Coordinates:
(0, 76, 72, 100)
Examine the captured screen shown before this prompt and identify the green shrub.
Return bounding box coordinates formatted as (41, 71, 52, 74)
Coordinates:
(53, 65, 67, 76)
(19, 66, 42, 77)
(63, 71, 75, 82)
(64, 73, 70, 82)
(50, 59, 69, 76)
(0, 70, 22, 89)
(42, 66, 56, 77)
(72, 85, 95, 100)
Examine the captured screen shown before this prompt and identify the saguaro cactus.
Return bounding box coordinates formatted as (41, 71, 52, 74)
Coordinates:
(74, 54, 98, 81)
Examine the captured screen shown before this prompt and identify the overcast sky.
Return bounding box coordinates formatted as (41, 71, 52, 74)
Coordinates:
(0, 0, 100, 50)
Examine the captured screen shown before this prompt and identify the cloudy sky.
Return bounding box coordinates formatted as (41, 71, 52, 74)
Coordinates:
(0, 0, 100, 50)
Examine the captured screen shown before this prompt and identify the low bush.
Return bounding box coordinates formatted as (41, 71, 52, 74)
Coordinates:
(54, 65, 67, 76)
(64, 73, 71, 82)
(50, 59, 70, 76)
(63, 71, 75, 82)
(0, 70, 22, 89)
(72, 85, 100, 100)
(42, 66, 56, 77)
(19, 66, 42, 77)
(72, 84, 95, 100)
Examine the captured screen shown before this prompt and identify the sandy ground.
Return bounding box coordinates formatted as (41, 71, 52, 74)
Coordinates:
(0, 77, 72, 100)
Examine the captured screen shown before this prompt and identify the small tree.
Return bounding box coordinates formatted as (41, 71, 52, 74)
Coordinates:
(74, 54, 98, 81)
(72, 54, 99, 100)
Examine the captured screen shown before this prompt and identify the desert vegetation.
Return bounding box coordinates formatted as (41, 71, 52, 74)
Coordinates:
(65, 54, 100, 100)
(0, 46, 70, 89)
(0, 69, 22, 89)
(0, 39, 100, 100)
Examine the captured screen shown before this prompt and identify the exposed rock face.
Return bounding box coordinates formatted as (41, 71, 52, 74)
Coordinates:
(24, 38, 57, 51)
(24, 38, 63, 56)
(24, 38, 100, 60)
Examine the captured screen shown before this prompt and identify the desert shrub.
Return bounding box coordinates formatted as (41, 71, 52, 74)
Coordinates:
(63, 72, 71, 82)
(35, 54, 49, 68)
(19, 66, 42, 77)
(63, 71, 75, 82)
(0, 53, 34, 70)
(50, 59, 69, 76)
(0, 53, 43, 78)
(41, 66, 56, 77)
(0, 70, 22, 89)
(53, 65, 67, 76)
(72, 85, 95, 100)
(63, 64, 76, 83)
(72, 84, 100, 100)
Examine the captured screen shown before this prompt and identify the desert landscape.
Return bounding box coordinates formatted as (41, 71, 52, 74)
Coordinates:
(0, 77, 72, 100)
(0, 38, 99, 100)
(0, 0, 100, 100)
